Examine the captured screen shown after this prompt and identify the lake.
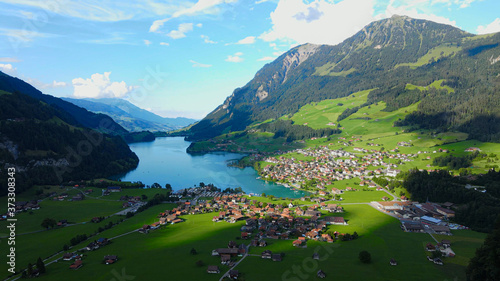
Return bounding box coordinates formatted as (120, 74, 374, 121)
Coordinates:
(115, 137, 307, 198)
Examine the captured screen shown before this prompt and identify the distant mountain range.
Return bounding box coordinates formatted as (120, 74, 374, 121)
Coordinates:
(188, 15, 500, 142)
(63, 97, 197, 132)
(0, 71, 139, 194)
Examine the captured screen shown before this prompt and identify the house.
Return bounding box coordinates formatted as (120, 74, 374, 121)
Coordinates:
(86, 242, 99, 251)
(426, 243, 436, 251)
(386, 169, 401, 177)
(220, 254, 231, 264)
(215, 248, 239, 256)
(272, 254, 282, 262)
(441, 240, 451, 248)
(96, 238, 109, 245)
(430, 225, 451, 235)
(104, 255, 118, 264)
(304, 210, 321, 217)
(317, 270, 326, 279)
(62, 252, 77, 261)
(324, 216, 347, 225)
(259, 240, 267, 247)
(69, 260, 83, 270)
(390, 258, 398, 266)
(435, 206, 455, 218)
(229, 270, 239, 279)
(261, 250, 273, 259)
(420, 216, 442, 225)
(207, 265, 220, 274)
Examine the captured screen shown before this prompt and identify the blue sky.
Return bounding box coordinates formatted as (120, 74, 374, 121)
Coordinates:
(0, 0, 499, 119)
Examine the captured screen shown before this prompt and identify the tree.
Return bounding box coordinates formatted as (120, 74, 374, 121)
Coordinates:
(165, 183, 172, 191)
(36, 257, 46, 274)
(41, 218, 56, 229)
(359, 250, 371, 264)
(63, 244, 69, 251)
(190, 248, 197, 255)
(199, 182, 205, 187)
(261, 193, 266, 198)
(466, 216, 500, 281)
(151, 182, 161, 189)
(27, 263, 33, 277)
(141, 194, 148, 200)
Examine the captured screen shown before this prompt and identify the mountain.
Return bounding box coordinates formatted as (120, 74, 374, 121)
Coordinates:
(188, 15, 500, 142)
(0, 72, 128, 136)
(63, 97, 197, 132)
(0, 85, 139, 196)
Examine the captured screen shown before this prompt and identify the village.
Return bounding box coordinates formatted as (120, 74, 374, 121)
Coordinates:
(260, 145, 418, 190)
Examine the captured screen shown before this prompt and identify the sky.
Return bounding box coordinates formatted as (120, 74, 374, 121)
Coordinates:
(0, 0, 499, 119)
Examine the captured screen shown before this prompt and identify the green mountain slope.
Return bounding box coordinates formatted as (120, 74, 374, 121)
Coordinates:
(188, 15, 500, 142)
(0, 83, 139, 196)
(0, 72, 128, 136)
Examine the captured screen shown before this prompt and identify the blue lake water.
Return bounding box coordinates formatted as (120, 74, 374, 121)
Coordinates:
(115, 137, 307, 198)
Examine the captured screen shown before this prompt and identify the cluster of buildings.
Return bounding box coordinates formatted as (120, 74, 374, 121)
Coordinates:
(374, 201, 457, 235)
(261, 146, 415, 190)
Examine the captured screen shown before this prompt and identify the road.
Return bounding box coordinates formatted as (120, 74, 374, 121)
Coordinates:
(219, 244, 250, 281)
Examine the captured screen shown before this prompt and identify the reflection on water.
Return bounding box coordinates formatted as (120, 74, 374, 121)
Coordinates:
(115, 137, 307, 198)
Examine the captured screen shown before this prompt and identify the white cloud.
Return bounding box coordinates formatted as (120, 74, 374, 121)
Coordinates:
(0, 0, 192, 22)
(260, 0, 376, 45)
(260, 0, 461, 46)
(0, 63, 16, 75)
(379, 0, 456, 27)
(150, 19, 169, 33)
(1, 28, 49, 43)
(0, 57, 20, 63)
(225, 52, 244, 63)
(257, 56, 275, 61)
(256, 0, 271, 3)
(236, 36, 256, 44)
(190, 60, 212, 68)
(27, 79, 67, 89)
(196, 23, 203, 27)
(0, 0, 133, 22)
(72, 72, 133, 99)
(477, 18, 500, 35)
(51, 81, 67, 87)
(149, 0, 237, 33)
(167, 23, 194, 39)
(201, 35, 217, 43)
(160, 42, 170, 46)
(144, 39, 152, 46)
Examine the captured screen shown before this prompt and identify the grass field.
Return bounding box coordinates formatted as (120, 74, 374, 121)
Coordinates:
(406, 79, 455, 93)
(236, 204, 483, 281)
(291, 89, 374, 129)
(1, 188, 486, 281)
(32, 210, 244, 281)
(395, 43, 462, 69)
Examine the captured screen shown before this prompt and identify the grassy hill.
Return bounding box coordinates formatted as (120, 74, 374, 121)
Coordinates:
(188, 15, 500, 143)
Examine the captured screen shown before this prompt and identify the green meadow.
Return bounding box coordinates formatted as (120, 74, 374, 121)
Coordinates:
(395, 43, 462, 69)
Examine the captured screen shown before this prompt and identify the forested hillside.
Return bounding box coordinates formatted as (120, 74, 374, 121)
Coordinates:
(0, 91, 138, 196)
(188, 15, 500, 142)
(0, 71, 128, 135)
